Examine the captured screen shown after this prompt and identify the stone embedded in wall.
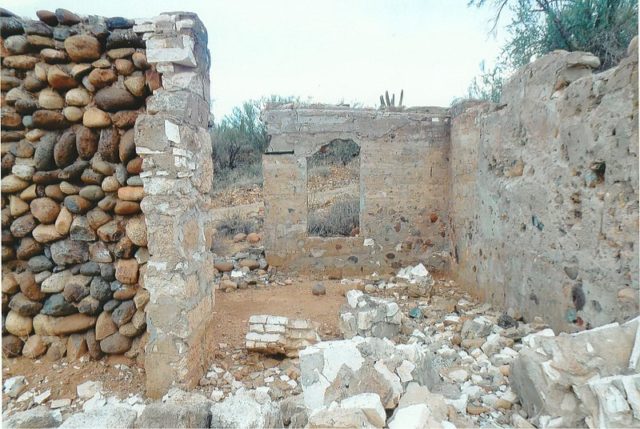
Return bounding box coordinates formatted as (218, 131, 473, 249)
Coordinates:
(450, 42, 639, 332)
(245, 314, 321, 357)
(339, 290, 402, 339)
(0, 8, 150, 361)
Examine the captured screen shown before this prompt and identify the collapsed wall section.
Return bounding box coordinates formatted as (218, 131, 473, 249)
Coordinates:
(261, 106, 450, 277)
(1, 9, 152, 362)
(449, 45, 639, 332)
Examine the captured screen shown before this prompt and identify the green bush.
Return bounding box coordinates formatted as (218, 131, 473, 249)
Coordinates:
(308, 198, 360, 237)
(465, 0, 638, 101)
(211, 96, 300, 192)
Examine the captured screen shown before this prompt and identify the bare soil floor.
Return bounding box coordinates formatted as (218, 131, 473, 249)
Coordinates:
(2, 353, 146, 411)
(2, 279, 348, 409)
(211, 279, 348, 350)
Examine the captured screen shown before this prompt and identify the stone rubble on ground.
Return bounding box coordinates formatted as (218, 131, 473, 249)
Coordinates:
(59, 404, 137, 428)
(511, 316, 640, 428)
(245, 315, 321, 357)
(299, 336, 439, 410)
(4, 375, 27, 398)
(213, 245, 272, 292)
(387, 382, 449, 429)
(395, 263, 436, 298)
(136, 388, 211, 428)
(2, 406, 62, 429)
(209, 388, 283, 429)
(339, 290, 403, 339)
(3, 273, 638, 429)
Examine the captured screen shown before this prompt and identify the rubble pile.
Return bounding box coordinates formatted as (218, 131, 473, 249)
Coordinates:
(338, 290, 403, 339)
(246, 315, 321, 357)
(3, 272, 638, 428)
(512, 317, 640, 428)
(299, 336, 439, 410)
(213, 245, 272, 292)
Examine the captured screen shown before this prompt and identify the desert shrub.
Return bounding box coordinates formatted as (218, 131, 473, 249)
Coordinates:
(213, 161, 263, 194)
(216, 212, 255, 237)
(465, 0, 638, 102)
(308, 164, 332, 179)
(310, 139, 360, 167)
(211, 95, 301, 194)
(308, 198, 360, 237)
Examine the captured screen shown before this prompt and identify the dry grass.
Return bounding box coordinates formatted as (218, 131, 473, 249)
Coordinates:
(308, 198, 360, 237)
(216, 211, 256, 237)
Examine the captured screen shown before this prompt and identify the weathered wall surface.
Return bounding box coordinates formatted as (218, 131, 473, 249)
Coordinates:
(261, 106, 450, 277)
(450, 45, 639, 332)
(133, 12, 215, 398)
(1, 9, 153, 361)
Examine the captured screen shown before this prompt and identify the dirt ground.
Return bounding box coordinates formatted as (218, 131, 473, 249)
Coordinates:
(2, 352, 145, 410)
(211, 279, 351, 349)
(2, 279, 350, 408)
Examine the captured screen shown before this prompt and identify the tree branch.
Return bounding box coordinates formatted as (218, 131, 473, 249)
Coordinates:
(535, 0, 578, 50)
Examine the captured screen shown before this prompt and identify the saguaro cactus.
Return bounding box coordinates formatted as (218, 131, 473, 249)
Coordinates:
(379, 89, 404, 111)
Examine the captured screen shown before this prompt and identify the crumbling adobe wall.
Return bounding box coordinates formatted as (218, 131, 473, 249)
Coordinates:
(1, 9, 154, 362)
(261, 106, 451, 277)
(450, 43, 639, 332)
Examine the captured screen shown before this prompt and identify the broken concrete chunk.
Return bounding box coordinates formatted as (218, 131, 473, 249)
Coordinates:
(512, 317, 639, 428)
(209, 389, 282, 429)
(3, 406, 62, 429)
(340, 393, 387, 427)
(58, 404, 136, 428)
(300, 336, 439, 410)
(307, 406, 376, 428)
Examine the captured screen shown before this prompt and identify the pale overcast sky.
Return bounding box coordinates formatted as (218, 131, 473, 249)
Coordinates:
(5, 0, 509, 119)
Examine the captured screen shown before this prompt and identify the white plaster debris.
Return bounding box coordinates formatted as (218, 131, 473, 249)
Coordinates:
(4, 376, 27, 398)
(50, 398, 72, 409)
(34, 389, 51, 404)
(396, 263, 433, 284)
(76, 381, 102, 400)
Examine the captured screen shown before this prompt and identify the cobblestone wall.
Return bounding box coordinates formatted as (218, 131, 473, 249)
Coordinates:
(1, 8, 215, 399)
(1, 8, 154, 363)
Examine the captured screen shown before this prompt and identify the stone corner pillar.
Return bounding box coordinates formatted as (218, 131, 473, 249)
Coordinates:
(132, 12, 215, 399)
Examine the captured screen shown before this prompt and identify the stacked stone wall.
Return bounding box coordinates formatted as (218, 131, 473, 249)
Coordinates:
(132, 12, 215, 398)
(1, 9, 155, 361)
(245, 314, 320, 357)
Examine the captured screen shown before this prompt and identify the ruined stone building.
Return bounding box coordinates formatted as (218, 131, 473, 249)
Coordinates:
(1, 6, 638, 405)
(262, 47, 639, 334)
